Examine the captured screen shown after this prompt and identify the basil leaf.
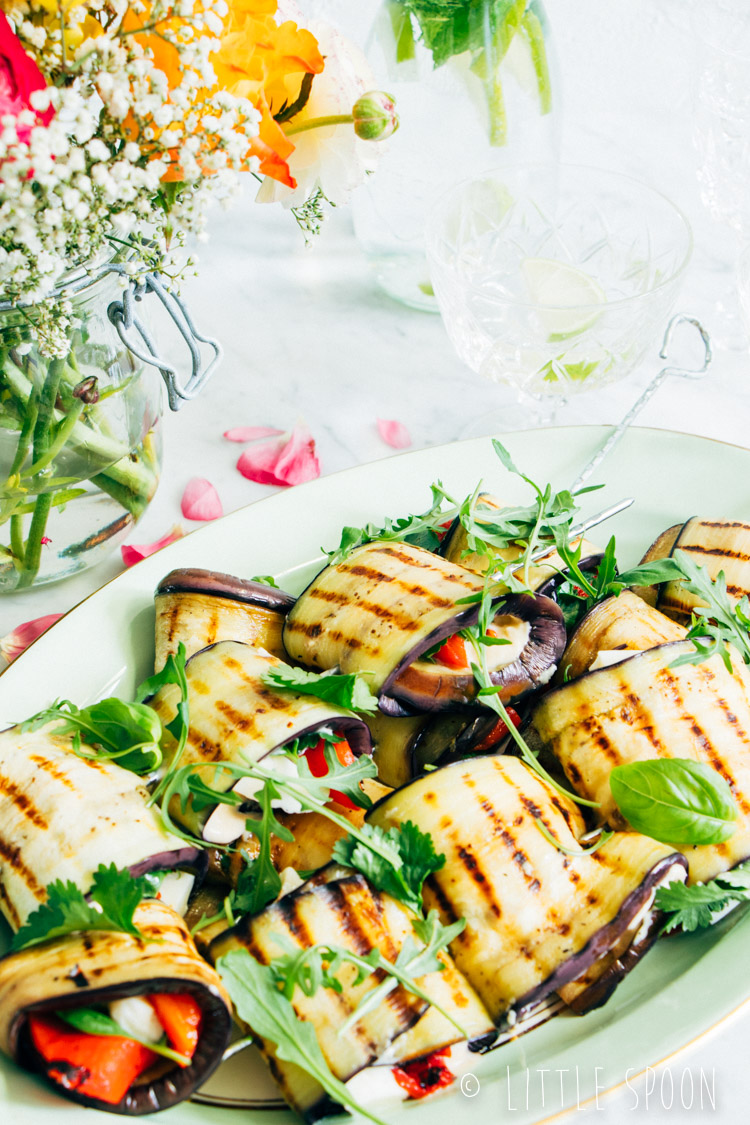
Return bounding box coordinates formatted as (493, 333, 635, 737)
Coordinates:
(56, 1007, 190, 1065)
(609, 759, 738, 845)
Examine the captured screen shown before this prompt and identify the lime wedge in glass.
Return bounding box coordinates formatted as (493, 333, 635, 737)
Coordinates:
(521, 257, 606, 339)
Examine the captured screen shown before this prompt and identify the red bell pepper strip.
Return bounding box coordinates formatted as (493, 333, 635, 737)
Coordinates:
(301, 736, 359, 809)
(471, 707, 522, 754)
(392, 1047, 454, 1100)
(29, 1013, 156, 1105)
(148, 993, 202, 1064)
(434, 634, 468, 669)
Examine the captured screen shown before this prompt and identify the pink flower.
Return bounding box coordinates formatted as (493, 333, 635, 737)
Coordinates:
(0, 12, 53, 145)
(223, 426, 284, 442)
(377, 418, 412, 449)
(236, 424, 321, 487)
(181, 478, 223, 521)
(121, 525, 184, 568)
(0, 612, 63, 663)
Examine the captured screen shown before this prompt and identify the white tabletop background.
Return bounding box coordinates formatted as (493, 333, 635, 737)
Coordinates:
(3, 1, 748, 1121)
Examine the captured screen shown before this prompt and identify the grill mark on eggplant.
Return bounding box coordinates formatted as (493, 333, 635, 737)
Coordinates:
(27, 755, 78, 792)
(276, 894, 316, 946)
(424, 874, 461, 929)
(214, 699, 264, 734)
(656, 666, 750, 814)
(0, 880, 20, 928)
(580, 715, 622, 765)
(166, 601, 181, 645)
(304, 586, 429, 630)
(0, 774, 48, 830)
(680, 543, 750, 563)
(456, 843, 502, 918)
(360, 546, 480, 588)
(185, 726, 228, 762)
(0, 836, 45, 900)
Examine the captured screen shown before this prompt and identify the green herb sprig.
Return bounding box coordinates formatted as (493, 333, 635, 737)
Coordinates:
(11, 864, 151, 952)
(261, 663, 379, 714)
(609, 759, 738, 847)
(655, 863, 750, 933)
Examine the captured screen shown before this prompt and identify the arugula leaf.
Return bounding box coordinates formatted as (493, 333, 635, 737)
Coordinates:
(56, 1008, 190, 1065)
(609, 759, 738, 846)
(333, 819, 444, 913)
(323, 481, 459, 566)
(261, 663, 379, 715)
(655, 862, 750, 933)
(139, 644, 191, 804)
(11, 864, 149, 952)
(241, 782, 296, 915)
(251, 574, 279, 588)
(217, 949, 388, 1125)
(666, 550, 750, 673)
(20, 697, 163, 774)
(295, 743, 374, 811)
(265, 910, 467, 1038)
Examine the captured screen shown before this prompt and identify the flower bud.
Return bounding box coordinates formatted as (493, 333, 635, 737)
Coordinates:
(351, 91, 398, 141)
(72, 375, 99, 404)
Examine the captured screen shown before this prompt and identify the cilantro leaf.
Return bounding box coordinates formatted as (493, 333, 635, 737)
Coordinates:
(11, 863, 149, 952)
(655, 863, 750, 933)
(217, 949, 388, 1125)
(262, 663, 379, 715)
(333, 820, 444, 914)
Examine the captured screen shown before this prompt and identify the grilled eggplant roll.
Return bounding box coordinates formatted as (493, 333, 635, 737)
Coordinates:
(635, 517, 750, 624)
(367, 756, 686, 1023)
(560, 591, 686, 682)
(441, 493, 601, 589)
(147, 641, 372, 845)
(154, 568, 294, 670)
(210, 871, 495, 1120)
(0, 899, 232, 1114)
(532, 641, 750, 883)
(0, 726, 202, 930)
(283, 542, 566, 715)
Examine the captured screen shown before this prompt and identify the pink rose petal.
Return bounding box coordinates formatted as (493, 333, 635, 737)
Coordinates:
(0, 613, 64, 663)
(223, 426, 284, 443)
(377, 418, 412, 450)
(237, 425, 321, 487)
(121, 525, 184, 568)
(181, 478, 223, 521)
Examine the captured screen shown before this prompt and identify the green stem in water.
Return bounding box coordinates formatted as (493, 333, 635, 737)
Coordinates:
(520, 8, 552, 115)
(387, 0, 416, 63)
(24, 400, 84, 478)
(10, 515, 24, 565)
(17, 356, 66, 587)
(284, 114, 353, 136)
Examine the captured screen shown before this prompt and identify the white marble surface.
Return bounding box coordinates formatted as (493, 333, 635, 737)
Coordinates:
(3, 0, 750, 1121)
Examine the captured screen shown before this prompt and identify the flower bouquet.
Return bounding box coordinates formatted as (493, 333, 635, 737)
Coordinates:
(0, 0, 395, 591)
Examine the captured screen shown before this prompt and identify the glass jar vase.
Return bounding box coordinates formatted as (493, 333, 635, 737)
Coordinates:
(0, 266, 165, 591)
(352, 0, 560, 311)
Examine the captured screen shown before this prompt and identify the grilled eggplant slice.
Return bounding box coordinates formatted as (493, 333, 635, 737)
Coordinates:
(210, 872, 495, 1120)
(147, 641, 372, 844)
(560, 590, 686, 682)
(367, 756, 686, 1023)
(0, 726, 201, 930)
(532, 640, 750, 883)
(154, 568, 294, 670)
(636, 517, 750, 624)
(283, 543, 565, 714)
(0, 899, 232, 1115)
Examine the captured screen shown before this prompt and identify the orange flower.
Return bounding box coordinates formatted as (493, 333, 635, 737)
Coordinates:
(211, 2, 324, 186)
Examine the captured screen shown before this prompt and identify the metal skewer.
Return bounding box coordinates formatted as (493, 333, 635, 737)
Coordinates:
(569, 314, 712, 493)
(528, 497, 634, 563)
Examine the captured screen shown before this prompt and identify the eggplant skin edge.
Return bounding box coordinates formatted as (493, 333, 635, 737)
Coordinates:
(504, 852, 688, 1025)
(156, 568, 295, 613)
(13, 979, 233, 1116)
